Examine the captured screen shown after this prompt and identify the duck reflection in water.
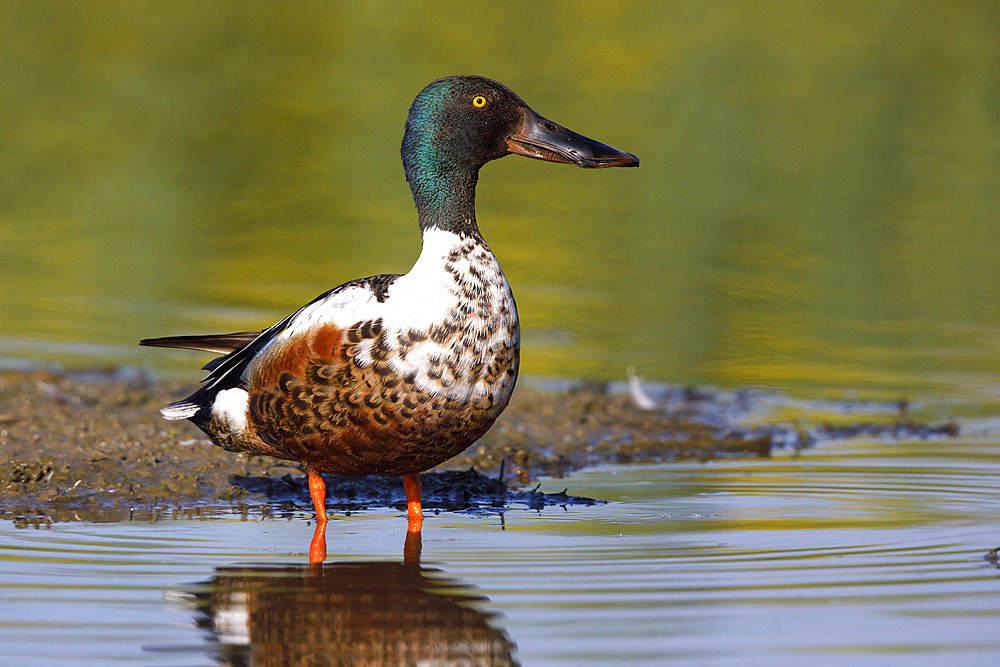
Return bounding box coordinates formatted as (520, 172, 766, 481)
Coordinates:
(177, 533, 518, 666)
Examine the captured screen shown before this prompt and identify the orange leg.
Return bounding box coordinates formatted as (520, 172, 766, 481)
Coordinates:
(403, 473, 423, 534)
(308, 469, 327, 564)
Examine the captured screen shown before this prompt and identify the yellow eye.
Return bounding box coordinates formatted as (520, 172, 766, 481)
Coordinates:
(472, 95, 488, 108)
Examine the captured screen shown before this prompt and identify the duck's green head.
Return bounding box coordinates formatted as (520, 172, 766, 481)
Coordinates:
(402, 75, 638, 232)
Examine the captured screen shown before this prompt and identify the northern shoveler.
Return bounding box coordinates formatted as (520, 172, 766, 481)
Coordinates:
(141, 75, 637, 562)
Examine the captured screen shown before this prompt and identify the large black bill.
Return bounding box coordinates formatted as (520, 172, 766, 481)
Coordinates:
(506, 110, 638, 168)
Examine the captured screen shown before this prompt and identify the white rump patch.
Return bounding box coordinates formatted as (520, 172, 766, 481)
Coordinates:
(212, 387, 249, 432)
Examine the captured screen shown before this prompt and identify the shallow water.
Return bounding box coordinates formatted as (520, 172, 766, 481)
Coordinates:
(3, 432, 998, 665)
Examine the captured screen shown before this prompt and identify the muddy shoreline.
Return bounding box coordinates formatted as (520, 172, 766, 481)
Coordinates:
(0, 369, 957, 525)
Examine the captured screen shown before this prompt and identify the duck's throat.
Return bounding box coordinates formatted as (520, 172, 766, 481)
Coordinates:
(407, 169, 482, 237)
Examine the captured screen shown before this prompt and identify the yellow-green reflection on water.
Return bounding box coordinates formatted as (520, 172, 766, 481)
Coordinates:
(2, 2, 999, 401)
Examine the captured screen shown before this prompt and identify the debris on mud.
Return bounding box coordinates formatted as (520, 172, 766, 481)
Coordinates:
(231, 467, 601, 517)
(817, 420, 960, 439)
(0, 368, 960, 524)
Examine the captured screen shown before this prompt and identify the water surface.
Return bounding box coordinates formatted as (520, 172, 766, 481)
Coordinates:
(2, 432, 998, 665)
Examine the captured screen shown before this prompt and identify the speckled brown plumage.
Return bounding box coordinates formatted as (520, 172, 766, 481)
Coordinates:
(187, 231, 520, 478)
(225, 315, 516, 476)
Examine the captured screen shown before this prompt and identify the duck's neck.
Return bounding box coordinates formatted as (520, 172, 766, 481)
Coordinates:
(402, 106, 484, 238)
(407, 168, 483, 238)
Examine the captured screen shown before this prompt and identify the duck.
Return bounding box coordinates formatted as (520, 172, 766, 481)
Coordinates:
(141, 75, 638, 562)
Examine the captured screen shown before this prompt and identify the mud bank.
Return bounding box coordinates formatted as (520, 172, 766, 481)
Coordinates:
(0, 369, 957, 524)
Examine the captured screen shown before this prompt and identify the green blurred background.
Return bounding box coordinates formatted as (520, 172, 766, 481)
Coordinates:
(1, 1, 998, 402)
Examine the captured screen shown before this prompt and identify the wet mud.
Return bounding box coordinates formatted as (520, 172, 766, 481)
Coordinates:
(0, 369, 958, 525)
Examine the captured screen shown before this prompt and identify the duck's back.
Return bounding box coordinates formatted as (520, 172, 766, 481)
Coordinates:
(197, 228, 519, 476)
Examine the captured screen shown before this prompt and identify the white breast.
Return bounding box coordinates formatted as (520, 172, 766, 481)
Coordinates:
(275, 228, 520, 402)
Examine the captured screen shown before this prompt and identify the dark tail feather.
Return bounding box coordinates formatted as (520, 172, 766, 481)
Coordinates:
(139, 331, 264, 355)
